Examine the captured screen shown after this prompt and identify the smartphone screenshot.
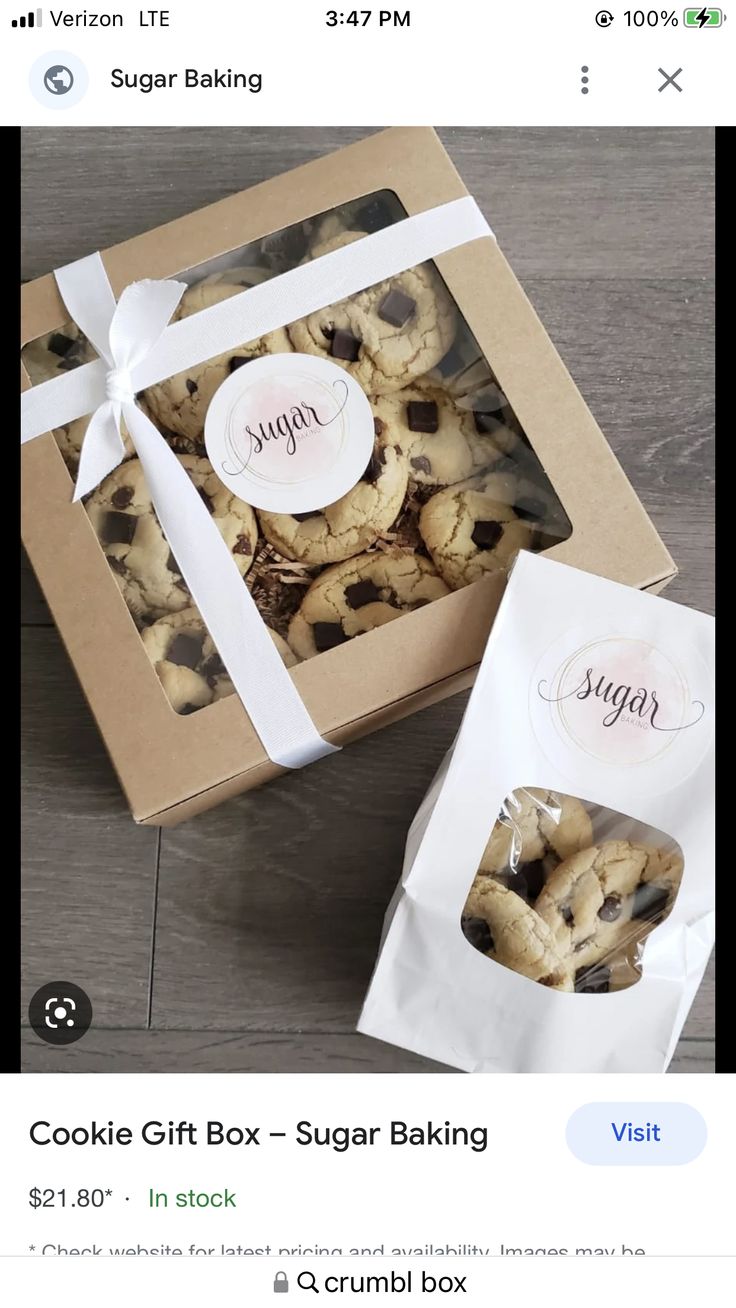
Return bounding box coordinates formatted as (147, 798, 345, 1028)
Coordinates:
(8, 3, 726, 1304)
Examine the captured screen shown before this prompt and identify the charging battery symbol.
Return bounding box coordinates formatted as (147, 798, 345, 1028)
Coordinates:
(683, 7, 724, 24)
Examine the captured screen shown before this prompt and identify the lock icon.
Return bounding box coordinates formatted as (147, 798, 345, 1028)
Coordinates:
(273, 1270, 289, 1293)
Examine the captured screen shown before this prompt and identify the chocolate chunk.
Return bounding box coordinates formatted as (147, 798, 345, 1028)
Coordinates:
(407, 400, 439, 434)
(520, 860, 546, 902)
(292, 511, 322, 522)
(229, 355, 253, 373)
(492, 870, 530, 902)
(166, 551, 180, 574)
(202, 653, 226, 682)
(185, 378, 198, 395)
(410, 455, 432, 476)
(111, 485, 134, 509)
(471, 520, 503, 551)
(107, 556, 127, 576)
(345, 579, 382, 610)
(373, 417, 386, 437)
(313, 622, 349, 652)
(561, 904, 574, 926)
(598, 895, 622, 922)
(260, 224, 310, 269)
(330, 329, 361, 362)
(321, 325, 336, 342)
(473, 409, 501, 435)
(102, 510, 137, 545)
(167, 632, 204, 670)
(179, 703, 200, 716)
(513, 873, 531, 902)
(362, 448, 386, 484)
(575, 964, 611, 994)
(56, 356, 83, 371)
(48, 332, 77, 357)
(515, 497, 547, 522)
(198, 487, 214, 513)
(461, 915, 494, 954)
(631, 883, 670, 922)
(233, 534, 253, 556)
(167, 433, 199, 455)
(354, 197, 393, 233)
(378, 289, 416, 328)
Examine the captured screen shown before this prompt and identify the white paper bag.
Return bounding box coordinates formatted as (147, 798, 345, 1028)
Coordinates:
(358, 553, 715, 1072)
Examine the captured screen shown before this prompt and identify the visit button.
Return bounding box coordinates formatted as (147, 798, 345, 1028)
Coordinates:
(567, 1103, 707, 1165)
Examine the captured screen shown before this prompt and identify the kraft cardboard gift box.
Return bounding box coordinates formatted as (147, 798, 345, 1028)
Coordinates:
(20, 128, 675, 825)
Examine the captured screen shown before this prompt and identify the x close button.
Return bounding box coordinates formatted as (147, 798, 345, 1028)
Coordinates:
(658, 67, 684, 92)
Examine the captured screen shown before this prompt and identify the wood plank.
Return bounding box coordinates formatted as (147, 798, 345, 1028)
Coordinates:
(20, 127, 713, 281)
(21, 546, 51, 625)
(20, 1031, 713, 1074)
(21, 629, 159, 1026)
(665, 1042, 716, 1074)
(151, 699, 463, 1030)
(519, 277, 714, 614)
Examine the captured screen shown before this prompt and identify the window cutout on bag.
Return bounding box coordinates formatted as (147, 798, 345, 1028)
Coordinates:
(460, 787, 683, 994)
(23, 190, 571, 717)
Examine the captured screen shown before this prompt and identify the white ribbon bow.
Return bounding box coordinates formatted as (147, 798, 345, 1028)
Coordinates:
(49, 254, 338, 770)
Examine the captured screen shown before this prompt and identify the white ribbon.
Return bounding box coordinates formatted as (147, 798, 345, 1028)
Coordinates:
(38, 254, 338, 769)
(21, 198, 493, 445)
(20, 197, 495, 769)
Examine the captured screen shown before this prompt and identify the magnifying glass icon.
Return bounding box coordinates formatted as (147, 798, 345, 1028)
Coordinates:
(298, 1271, 319, 1293)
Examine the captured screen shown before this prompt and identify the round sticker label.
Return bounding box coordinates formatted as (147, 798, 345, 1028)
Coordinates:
(204, 353, 375, 513)
(528, 627, 712, 792)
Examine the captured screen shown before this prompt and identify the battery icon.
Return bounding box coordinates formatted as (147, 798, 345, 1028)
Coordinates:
(683, 7, 723, 24)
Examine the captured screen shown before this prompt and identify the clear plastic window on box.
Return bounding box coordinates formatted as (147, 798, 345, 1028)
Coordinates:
(21, 191, 572, 716)
(460, 788, 683, 994)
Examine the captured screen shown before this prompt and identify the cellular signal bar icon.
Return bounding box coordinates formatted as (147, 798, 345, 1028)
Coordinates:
(12, 8, 43, 26)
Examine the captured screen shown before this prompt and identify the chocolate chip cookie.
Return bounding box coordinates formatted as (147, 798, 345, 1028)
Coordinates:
(258, 436, 408, 565)
(53, 409, 144, 475)
(287, 548, 450, 659)
(86, 455, 258, 623)
(418, 469, 546, 590)
(462, 878, 572, 991)
(144, 280, 293, 443)
(477, 788, 594, 903)
(22, 323, 96, 385)
(287, 230, 457, 394)
(142, 606, 297, 713)
(371, 383, 516, 488)
(535, 840, 684, 987)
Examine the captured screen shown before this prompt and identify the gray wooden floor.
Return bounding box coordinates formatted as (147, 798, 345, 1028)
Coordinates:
(21, 128, 715, 1073)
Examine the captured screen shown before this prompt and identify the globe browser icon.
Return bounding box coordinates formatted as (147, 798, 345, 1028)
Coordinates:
(30, 50, 88, 109)
(44, 64, 74, 95)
